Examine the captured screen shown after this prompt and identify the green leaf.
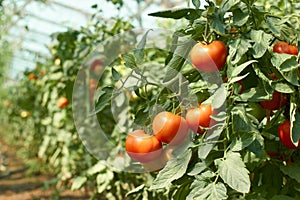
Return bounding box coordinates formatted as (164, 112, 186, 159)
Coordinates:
(272, 81, 295, 93)
(236, 87, 269, 102)
(126, 184, 145, 197)
(210, 10, 225, 35)
(250, 30, 272, 58)
(229, 39, 251, 65)
(94, 87, 114, 114)
(211, 84, 227, 109)
(188, 160, 214, 176)
(229, 131, 256, 152)
(280, 165, 300, 182)
(215, 152, 250, 193)
(134, 29, 152, 64)
(187, 181, 228, 200)
(220, 0, 240, 12)
(233, 8, 249, 26)
(271, 54, 299, 86)
(71, 176, 87, 190)
(148, 8, 201, 20)
(111, 67, 122, 81)
(122, 53, 137, 68)
(150, 148, 192, 190)
(230, 60, 257, 78)
(87, 161, 106, 176)
(192, 0, 200, 9)
(96, 171, 114, 193)
(290, 105, 300, 146)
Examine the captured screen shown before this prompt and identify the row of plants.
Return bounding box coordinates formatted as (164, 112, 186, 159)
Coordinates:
(1, 0, 300, 199)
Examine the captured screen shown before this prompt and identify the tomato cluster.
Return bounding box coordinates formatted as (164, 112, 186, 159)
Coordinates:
(125, 103, 215, 171)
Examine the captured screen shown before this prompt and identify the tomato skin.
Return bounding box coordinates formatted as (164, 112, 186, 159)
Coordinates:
(259, 91, 287, 110)
(125, 130, 163, 163)
(57, 97, 69, 109)
(186, 104, 213, 134)
(273, 41, 298, 55)
(278, 121, 299, 149)
(190, 41, 228, 72)
(152, 112, 188, 145)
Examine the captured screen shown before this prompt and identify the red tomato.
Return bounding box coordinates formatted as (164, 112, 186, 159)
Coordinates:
(152, 112, 188, 145)
(273, 41, 298, 55)
(125, 130, 162, 163)
(186, 103, 214, 134)
(278, 121, 299, 149)
(91, 59, 103, 74)
(190, 41, 228, 72)
(57, 97, 69, 109)
(259, 91, 287, 110)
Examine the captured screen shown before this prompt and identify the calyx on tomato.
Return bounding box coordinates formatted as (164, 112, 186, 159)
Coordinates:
(190, 40, 228, 72)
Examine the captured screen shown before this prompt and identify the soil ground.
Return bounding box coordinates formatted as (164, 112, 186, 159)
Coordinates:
(0, 136, 90, 200)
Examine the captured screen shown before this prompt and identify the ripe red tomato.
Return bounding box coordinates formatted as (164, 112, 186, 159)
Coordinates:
(125, 130, 162, 163)
(259, 91, 287, 110)
(186, 103, 214, 134)
(278, 120, 299, 149)
(190, 41, 228, 72)
(152, 112, 188, 145)
(57, 97, 69, 109)
(273, 41, 298, 55)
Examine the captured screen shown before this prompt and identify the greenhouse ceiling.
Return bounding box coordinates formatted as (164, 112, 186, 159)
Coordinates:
(3, 0, 187, 79)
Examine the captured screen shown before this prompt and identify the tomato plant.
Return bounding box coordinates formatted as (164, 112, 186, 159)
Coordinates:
(152, 112, 188, 145)
(190, 41, 228, 72)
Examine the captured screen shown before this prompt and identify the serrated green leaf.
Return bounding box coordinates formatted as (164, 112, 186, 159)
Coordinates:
(229, 39, 252, 65)
(122, 53, 137, 68)
(215, 152, 250, 193)
(220, 0, 240, 12)
(150, 148, 192, 190)
(233, 8, 249, 26)
(250, 30, 272, 58)
(210, 10, 225, 35)
(71, 176, 87, 190)
(187, 181, 228, 200)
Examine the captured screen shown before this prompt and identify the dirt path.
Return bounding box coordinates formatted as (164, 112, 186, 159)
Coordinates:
(0, 137, 90, 200)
